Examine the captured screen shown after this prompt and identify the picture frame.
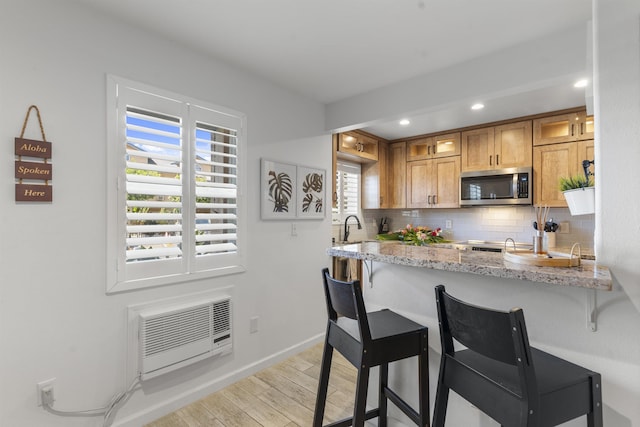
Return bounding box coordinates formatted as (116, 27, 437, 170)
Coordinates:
(296, 165, 326, 219)
(260, 159, 297, 220)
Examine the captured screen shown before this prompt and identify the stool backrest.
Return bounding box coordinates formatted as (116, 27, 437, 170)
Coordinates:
(435, 285, 536, 399)
(435, 285, 521, 365)
(322, 268, 371, 343)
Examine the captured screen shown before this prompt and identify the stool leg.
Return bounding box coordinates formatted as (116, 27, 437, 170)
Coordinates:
(588, 374, 603, 427)
(353, 363, 370, 427)
(432, 356, 449, 427)
(419, 332, 430, 427)
(378, 363, 389, 427)
(313, 343, 334, 427)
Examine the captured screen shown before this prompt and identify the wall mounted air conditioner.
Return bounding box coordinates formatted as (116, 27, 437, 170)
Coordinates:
(136, 296, 232, 380)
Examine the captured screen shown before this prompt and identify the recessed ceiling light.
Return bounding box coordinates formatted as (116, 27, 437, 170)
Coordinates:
(399, 119, 410, 126)
(574, 79, 588, 88)
(471, 103, 484, 110)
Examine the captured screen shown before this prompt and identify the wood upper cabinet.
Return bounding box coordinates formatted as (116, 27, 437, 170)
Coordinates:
(494, 121, 533, 168)
(407, 132, 460, 161)
(406, 156, 460, 208)
(362, 141, 389, 209)
(534, 138, 594, 207)
(406, 160, 429, 207)
(534, 142, 576, 207)
(461, 120, 532, 172)
(461, 127, 494, 171)
(580, 139, 595, 181)
(337, 131, 378, 161)
(387, 142, 406, 208)
(533, 111, 594, 146)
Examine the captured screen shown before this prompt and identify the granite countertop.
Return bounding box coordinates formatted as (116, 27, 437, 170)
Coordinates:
(328, 241, 612, 291)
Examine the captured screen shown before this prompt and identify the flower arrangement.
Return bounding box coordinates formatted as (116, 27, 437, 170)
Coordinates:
(398, 224, 444, 245)
(376, 224, 445, 245)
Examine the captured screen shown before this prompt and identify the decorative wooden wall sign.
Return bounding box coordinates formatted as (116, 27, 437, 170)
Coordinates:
(15, 105, 52, 202)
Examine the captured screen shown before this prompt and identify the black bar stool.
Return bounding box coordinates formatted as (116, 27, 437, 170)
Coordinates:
(433, 285, 603, 426)
(314, 268, 430, 427)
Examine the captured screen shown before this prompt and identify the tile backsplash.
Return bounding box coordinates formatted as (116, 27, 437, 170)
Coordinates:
(333, 206, 594, 250)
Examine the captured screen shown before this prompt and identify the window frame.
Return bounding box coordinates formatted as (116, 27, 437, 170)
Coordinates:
(332, 160, 361, 225)
(106, 76, 247, 293)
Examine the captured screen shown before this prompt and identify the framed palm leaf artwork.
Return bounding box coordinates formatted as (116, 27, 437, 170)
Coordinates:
(261, 159, 296, 220)
(296, 165, 326, 219)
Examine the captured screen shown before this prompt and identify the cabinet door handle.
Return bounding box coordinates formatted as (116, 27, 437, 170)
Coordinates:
(580, 123, 584, 135)
(433, 144, 436, 155)
(428, 145, 431, 155)
(428, 195, 432, 205)
(496, 154, 499, 165)
(571, 124, 575, 137)
(489, 155, 493, 166)
(433, 194, 438, 205)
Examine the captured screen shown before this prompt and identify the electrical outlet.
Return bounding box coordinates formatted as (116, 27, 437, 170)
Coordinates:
(559, 221, 570, 234)
(445, 220, 452, 229)
(250, 316, 259, 333)
(36, 378, 56, 407)
(291, 223, 297, 236)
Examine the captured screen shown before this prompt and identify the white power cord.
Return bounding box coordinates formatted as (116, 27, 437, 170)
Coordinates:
(41, 375, 141, 427)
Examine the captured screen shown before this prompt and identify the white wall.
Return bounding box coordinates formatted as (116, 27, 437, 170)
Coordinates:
(593, 0, 640, 311)
(0, 1, 331, 426)
(591, 2, 640, 421)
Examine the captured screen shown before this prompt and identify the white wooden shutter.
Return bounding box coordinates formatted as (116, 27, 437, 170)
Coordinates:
(193, 121, 238, 255)
(125, 107, 183, 263)
(334, 161, 361, 223)
(190, 105, 242, 273)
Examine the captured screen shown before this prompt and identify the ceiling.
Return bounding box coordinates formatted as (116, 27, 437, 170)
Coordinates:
(73, 0, 592, 139)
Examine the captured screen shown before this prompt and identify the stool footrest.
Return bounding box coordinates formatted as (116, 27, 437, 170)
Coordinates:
(323, 408, 379, 427)
(385, 385, 421, 425)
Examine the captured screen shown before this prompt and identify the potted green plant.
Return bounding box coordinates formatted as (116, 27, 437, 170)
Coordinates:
(559, 174, 594, 215)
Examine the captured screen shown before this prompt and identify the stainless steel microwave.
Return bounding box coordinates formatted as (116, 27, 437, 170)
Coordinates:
(459, 167, 532, 206)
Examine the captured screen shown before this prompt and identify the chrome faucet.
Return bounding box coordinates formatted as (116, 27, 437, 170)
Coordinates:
(343, 215, 362, 242)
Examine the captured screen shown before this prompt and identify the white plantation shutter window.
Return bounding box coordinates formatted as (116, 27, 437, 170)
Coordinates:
(107, 77, 246, 293)
(333, 161, 361, 224)
(125, 107, 183, 263)
(192, 117, 239, 267)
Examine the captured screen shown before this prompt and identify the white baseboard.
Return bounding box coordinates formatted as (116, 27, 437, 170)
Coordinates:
(112, 333, 325, 427)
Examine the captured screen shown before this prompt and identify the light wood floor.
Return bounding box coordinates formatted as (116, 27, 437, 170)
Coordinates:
(145, 343, 358, 427)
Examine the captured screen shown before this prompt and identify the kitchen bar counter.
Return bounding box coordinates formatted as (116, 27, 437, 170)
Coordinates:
(327, 241, 612, 290)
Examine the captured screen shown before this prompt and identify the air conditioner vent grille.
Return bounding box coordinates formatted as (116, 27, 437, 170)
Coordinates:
(142, 305, 212, 357)
(213, 300, 230, 335)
